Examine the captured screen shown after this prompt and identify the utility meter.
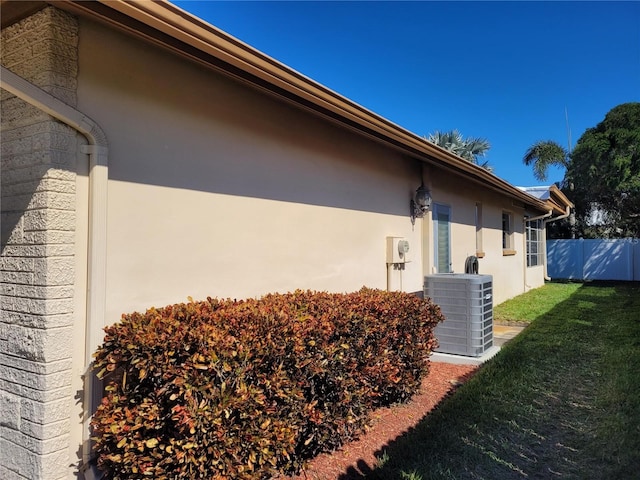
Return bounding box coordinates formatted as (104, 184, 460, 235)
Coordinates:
(386, 237, 410, 263)
(398, 239, 410, 257)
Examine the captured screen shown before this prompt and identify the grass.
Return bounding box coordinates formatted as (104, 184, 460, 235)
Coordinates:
(366, 282, 640, 480)
(493, 281, 581, 324)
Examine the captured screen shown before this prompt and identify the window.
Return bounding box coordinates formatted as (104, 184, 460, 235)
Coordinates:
(502, 212, 515, 254)
(433, 204, 451, 273)
(475, 202, 484, 256)
(526, 219, 544, 267)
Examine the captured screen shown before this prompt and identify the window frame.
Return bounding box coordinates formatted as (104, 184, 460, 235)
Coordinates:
(502, 211, 516, 255)
(475, 202, 484, 257)
(526, 218, 544, 267)
(433, 203, 452, 273)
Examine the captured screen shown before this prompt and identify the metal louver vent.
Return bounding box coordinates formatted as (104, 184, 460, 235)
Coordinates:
(425, 274, 493, 357)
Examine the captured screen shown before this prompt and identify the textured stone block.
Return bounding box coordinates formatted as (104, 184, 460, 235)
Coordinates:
(0, 45, 33, 68)
(0, 378, 71, 403)
(4, 325, 72, 362)
(0, 436, 71, 480)
(20, 417, 71, 441)
(1, 427, 70, 455)
(1, 311, 74, 329)
(34, 257, 75, 285)
(31, 130, 76, 152)
(0, 463, 28, 480)
(1, 193, 32, 211)
(0, 364, 72, 391)
(0, 271, 33, 286)
(5, 296, 73, 316)
(30, 70, 78, 92)
(0, 257, 34, 273)
(22, 230, 75, 247)
(0, 135, 32, 156)
(1, 244, 75, 258)
(0, 353, 72, 375)
(0, 284, 74, 300)
(0, 391, 21, 430)
(23, 209, 75, 232)
(0, 438, 38, 479)
(0, 180, 40, 197)
(20, 396, 72, 427)
(41, 447, 72, 480)
(41, 85, 77, 106)
(3, 177, 75, 196)
(0, 97, 49, 129)
(1, 212, 24, 246)
(1, 164, 51, 186)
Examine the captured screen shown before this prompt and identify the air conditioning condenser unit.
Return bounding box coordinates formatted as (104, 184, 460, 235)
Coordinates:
(424, 274, 493, 357)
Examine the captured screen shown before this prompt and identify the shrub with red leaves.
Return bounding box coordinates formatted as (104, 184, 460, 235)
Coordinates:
(91, 288, 443, 479)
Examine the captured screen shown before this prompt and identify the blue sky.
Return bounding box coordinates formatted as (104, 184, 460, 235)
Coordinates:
(173, 1, 640, 187)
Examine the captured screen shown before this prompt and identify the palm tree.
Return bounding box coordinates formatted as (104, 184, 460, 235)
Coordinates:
(427, 130, 492, 170)
(522, 140, 569, 182)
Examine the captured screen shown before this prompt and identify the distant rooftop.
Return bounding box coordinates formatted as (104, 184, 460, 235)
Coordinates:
(517, 186, 553, 201)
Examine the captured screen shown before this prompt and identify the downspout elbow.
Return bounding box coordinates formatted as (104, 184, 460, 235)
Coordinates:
(527, 209, 553, 222)
(547, 206, 572, 223)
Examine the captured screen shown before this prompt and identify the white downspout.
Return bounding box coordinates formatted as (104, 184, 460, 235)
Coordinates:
(543, 206, 572, 281)
(526, 209, 554, 223)
(1, 66, 108, 465)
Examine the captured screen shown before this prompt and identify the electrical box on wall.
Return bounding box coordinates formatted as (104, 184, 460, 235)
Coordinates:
(386, 237, 410, 263)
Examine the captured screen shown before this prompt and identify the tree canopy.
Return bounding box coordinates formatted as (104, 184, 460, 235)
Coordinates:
(522, 102, 640, 238)
(565, 102, 640, 238)
(427, 130, 492, 170)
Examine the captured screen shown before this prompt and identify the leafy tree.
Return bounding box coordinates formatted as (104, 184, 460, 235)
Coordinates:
(427, 129, 492, 170)
(564, 102, 640, 238)
(522, 140, 569, 182)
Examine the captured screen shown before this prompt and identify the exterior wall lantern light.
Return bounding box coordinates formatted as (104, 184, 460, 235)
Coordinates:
(410, 182, 432, 225)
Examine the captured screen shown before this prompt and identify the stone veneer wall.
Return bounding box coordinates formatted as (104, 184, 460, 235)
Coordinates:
(1, 7, 79, 480)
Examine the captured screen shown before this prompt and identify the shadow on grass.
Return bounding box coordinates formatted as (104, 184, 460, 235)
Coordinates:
(330, 282, 640, 480)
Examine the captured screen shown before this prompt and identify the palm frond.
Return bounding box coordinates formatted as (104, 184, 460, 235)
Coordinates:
(426, 129, 491, 165)
(523, 140, 569, 181)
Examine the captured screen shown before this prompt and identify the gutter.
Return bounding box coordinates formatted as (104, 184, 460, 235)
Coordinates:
(1, 66, 108, 465)
(53, 0, 548, 213)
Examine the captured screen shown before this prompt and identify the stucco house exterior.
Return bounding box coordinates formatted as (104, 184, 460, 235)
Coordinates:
(0, 1, 572, 479)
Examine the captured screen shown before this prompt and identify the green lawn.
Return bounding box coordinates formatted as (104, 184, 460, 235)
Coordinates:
(493, 281, 581, 324)
(367, 282, 640, 480)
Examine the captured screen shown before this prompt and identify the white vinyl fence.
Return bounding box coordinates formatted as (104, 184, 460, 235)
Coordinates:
(547, 238, 640, 281)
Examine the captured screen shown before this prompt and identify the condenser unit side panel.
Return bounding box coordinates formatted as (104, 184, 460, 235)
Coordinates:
(425, 274, 494, 357)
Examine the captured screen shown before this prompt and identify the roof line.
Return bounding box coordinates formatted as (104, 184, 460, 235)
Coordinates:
(53, 0, 548, 210)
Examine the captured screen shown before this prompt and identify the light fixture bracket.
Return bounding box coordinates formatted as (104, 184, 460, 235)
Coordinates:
(410, 183, 431, 225)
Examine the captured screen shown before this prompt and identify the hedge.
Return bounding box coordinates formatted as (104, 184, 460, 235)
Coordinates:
(91, 288, 444, 479)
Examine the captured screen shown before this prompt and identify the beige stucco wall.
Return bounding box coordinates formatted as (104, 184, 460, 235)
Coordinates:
(77, 18, 426, 324)
(75, 16, 546, 321)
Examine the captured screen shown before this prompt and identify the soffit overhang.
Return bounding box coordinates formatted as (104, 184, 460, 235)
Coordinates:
(546, 185, 574, 215)
(4, 0, 549, 213)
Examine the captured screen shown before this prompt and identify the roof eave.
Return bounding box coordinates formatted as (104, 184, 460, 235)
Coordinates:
(47, 0, 548, 212)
